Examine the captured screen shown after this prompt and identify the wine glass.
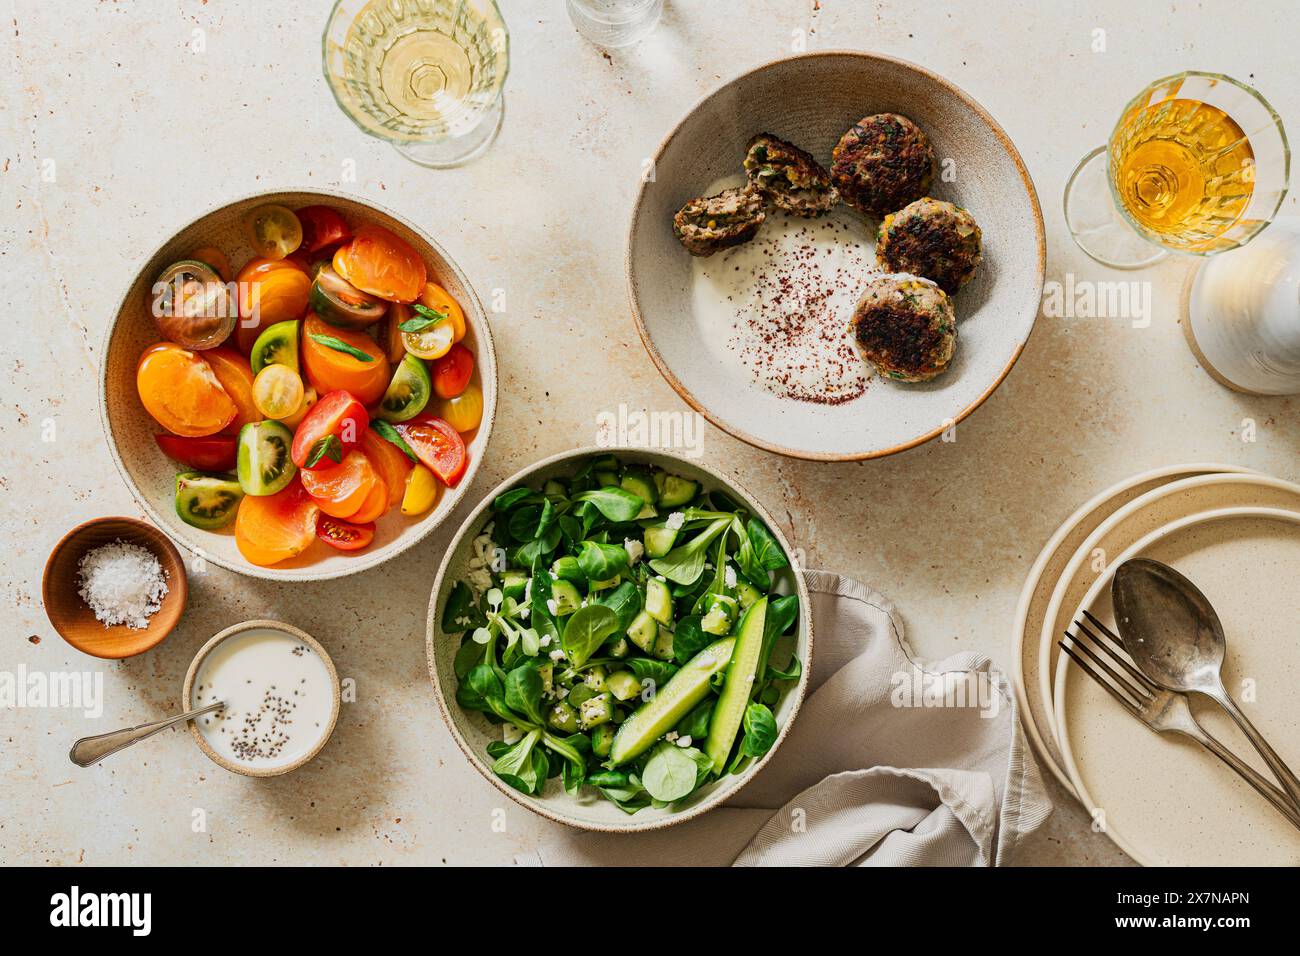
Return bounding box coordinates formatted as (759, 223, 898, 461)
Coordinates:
(1064, 72, 1289, 269)
(323, 0, 510, 169)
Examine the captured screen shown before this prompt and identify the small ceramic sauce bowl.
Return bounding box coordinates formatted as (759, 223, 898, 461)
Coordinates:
(182, 620, 340, 778)
(42, 516, 188, 659)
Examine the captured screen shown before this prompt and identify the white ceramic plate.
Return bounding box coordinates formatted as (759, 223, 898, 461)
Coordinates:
(1036, 471, 1300, 746)
(1054, 507, 1300, 867)
(626, 51, 1045, 460)
(1011, 463, 1252, 795)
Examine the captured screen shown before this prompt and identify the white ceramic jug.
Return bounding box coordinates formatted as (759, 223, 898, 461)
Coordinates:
(1184, 218, 1300, 395)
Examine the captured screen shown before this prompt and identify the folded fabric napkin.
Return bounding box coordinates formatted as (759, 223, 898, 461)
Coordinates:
(516, 569, 1052, 866)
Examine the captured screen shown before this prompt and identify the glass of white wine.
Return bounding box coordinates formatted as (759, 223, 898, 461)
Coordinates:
(323, 0, 509, 168)
(1064, 72, 1289, 269)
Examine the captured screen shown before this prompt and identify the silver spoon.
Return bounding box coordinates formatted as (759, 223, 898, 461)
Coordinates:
(1112, 558, 1300, 813)
(69, 701, 225, 767)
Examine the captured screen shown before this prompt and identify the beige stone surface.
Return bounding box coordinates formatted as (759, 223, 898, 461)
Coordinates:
(2, 0, 1296, 866)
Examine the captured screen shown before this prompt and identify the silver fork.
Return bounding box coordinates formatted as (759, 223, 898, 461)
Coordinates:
(1060, 610, 1300, 831)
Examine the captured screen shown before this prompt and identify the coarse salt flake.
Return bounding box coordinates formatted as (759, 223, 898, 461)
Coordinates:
(77, 539, 169, 630)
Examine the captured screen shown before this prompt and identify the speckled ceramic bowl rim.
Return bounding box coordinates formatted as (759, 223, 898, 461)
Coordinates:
(1053, 505, 1300, 867)
(625, 49, 1047, 462)
(42, 515, 190, 660)
(182, 619, 341, 778)
(98, 186, 498, 581)
(1009, 462, 1255, 795)
(425, 445, 814, 833)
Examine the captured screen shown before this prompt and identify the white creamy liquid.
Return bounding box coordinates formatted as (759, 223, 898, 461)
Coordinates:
(690, 178, 879, 405)
(191, 628, 335, 770)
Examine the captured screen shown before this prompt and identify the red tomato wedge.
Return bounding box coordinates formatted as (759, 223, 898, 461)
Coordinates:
(155, 434, 238, 471)
(297, 205, 350, 255)
(300, 449, 377, 517)
(393, 414, 468, 486)
(432, 343, 474, 399)
(290, 389, 369, 469)
(360, 426, 413, 509)
(316, 515, 375, 551)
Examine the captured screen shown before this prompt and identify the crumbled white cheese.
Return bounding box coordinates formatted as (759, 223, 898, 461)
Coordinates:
(664, 731, 679, 742)
(724, 565, 737, 589)
(623, 538, 644, 565)
(77, 539, 169, 629)
(549, 648, 567, 662)
(555, 685, 569, 700)
(665, 512, 685, 530)
(465, 525, 497, 594)
(675, 735, 693, 748)
(502, 722, 523, 744)
(546, 598, 558, 615)
(540, 635, 552, 647)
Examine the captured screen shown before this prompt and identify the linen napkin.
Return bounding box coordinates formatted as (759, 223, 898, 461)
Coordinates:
(516, 569, 1052, 866)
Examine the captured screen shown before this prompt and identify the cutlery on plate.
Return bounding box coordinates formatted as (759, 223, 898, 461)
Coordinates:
(69, 701, 225, 768)
(1111, 557, 1300, 814)
(1060, 613, 1300, 831)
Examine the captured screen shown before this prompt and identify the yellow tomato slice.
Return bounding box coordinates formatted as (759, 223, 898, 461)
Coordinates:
(400, 463, 440, 516)
(253, 364, 305, 420)
(435, 381, 483, 433)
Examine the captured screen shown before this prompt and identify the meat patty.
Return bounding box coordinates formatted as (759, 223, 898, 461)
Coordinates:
(672, 184, 767, 257)
(877, 197, 982, 295)
(743, 132, 840, 217)
(849, 274, 956, 383)
(831, 113, 936, 217)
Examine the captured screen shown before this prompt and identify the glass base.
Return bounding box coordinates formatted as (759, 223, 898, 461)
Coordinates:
(392, 96, 505, 169)
(566, 0, 663, 48)
(1064, 146, 1167, 269)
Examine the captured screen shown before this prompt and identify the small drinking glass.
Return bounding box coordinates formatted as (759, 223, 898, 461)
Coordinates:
(1064, 72, 1290, 269)
(566, 0, 663, 49)
(323, 0, 510, 168)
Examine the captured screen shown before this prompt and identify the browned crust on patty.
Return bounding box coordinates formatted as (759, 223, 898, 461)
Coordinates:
(849, 276, 956, 382)
(744, 132, 840, 217)
(831, 113, 936, 217)
(877, 197, 983, 295)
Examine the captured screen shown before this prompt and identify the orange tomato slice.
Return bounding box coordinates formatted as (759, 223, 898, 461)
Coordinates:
(300, 448, 377, 518)
(202, 347, 260, 431)
(420, 282, 467, 343)
(348, 477, 389, 524)
(136, 342, 237, 437)
(301, 312, 390, 405)
(235, 257, 310, 353)
(235, 479, 320, 566)
(333, 225, 427, 303)
(360, 426, 414, 510)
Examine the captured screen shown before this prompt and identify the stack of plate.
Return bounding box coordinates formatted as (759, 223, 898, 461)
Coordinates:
(1013, 465, 1300, 866)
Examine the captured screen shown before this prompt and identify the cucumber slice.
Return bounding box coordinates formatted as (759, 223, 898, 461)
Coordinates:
(652, 624, 675, 660)
(595, 470, 619, 487)
(582, 665, 609, 693)
(591, 723, 616, 758)
(236, 420, 296, 496)
(657, 474, 698, 508)
(580, 693, 613, 729)
(646, 578, 674, 625)
(174, 471, 243, 529)
(608, 637, 736, 766)
(543, 479, 566, 498)
(607, 637, 631, 659)
(626, 609, 657, 653)
(552, 555, 584, 584)
(500, 569, 528, 602)
(736, 581, 762, 608)
(643, 525, 678, 558)
(550, 579, 582, 616)
(606, 670, 642, 702)
(377, 353, 431, 423)
(620, 469, 658, 506)
(704, 597, 768, 773)
(547, 700, 579, 734)
(250, 319, 300, 375)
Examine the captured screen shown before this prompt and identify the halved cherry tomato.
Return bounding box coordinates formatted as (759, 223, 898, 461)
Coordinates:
(244, 204, 302, 261)
(393, 414, 468, 486)
(347, 477, 388, 524)
(297, 205, 350, 255)
(376, 305, 409, 363)
(235, 479, 320, 566)
(316, 514, 375, 552)
(360, 426, 414, 509)
(333, 225, 426, 303)
(155, 434, 238, 471)
(235, 257, 310, 352)
(301, 312, 390, 405)
(202, 347, 260, 431)
(432, 344, 474, 399)
(280, 384, 318, 429)
(290, 389, 369, 469)
(137, 342, 237, 437)
(253, 363, 305, 420)
(190, 245, 233, 282)
(300, 449, 377, 517)
(436, 380, 483, 433)
(420, 282, 467, 343)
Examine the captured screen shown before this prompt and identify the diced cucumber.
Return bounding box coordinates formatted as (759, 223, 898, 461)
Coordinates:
(643, 525, 678, 559)
(567, 683, 595, 708)
(620, 469, 658, 506)
(543, 479, 566, 498)
(538, 662, 554, 696)
(705, 597, 767, 773)
(551, 579, 582, 616)
(589, 575, 619, 592)
(702, 595, 738, 635)
(652, 625, 675, 661)
(500, 569, 528, 602)
(591, 455, 619, 471)
(580, 693, 613, 730)
(609, 637, 736, 765)
(595, 470, 619, 487)
(552, 555, 584, 585)
(606, 637, 631, 659)
(736, 581, 762, 609)
(582, 665, 609, 694)
(635, 501, 658, 520)
(627, 610, 658, 653)
(657, 474, 698, 508)
(591, 723, 616, 758)
(606, 670, 642, 702)
(547, 700, 579, 734)
(646, 578, 674, 625)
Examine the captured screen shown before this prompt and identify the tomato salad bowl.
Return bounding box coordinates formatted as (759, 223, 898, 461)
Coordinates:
(101, 189, 497, 580)
(426, 447, 813, 833)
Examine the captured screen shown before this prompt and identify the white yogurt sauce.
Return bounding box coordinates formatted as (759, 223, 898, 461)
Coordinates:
(690, 177, 879, 405)
(191, 628, 334, 770)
